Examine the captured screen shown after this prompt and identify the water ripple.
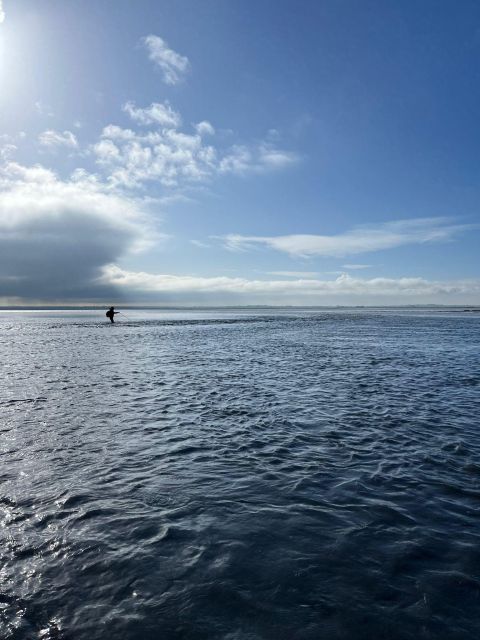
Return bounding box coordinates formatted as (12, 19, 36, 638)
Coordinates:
(1, 309, 480, 639)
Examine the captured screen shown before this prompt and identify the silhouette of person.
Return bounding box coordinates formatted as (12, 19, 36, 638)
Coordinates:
(106, 306, 118, 323)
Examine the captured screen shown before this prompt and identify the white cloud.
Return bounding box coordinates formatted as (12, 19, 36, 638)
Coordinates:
(195, 121, 215, 136)
(93, 139, 121, 163)
(0, 143, 17, 161)
(142, 34, 190, 85)
(98, 265, 480, 303)
(93, 124, 214, 188)
(220, 218, 472, 258)
(123, 101, 181, 128)
(257, 144, 299, 170)
(0, 162, 157, 300)
(219, 143, 299, 175)
(100, 125, 137, 141)
(38, 129, 78, 150)
(94, 107, 297, 189)
(0, 2, 5, 23)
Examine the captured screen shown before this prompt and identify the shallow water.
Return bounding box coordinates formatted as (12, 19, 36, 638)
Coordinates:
(1, 308, 480, 639)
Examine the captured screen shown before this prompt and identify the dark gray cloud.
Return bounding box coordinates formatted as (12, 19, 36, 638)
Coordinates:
(0, 163, 154, 301)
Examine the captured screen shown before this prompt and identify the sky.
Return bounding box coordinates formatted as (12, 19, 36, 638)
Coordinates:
(0, 0, 479, 306)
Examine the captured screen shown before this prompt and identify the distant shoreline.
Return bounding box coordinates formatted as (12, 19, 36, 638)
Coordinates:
(1, 305, 480, 312)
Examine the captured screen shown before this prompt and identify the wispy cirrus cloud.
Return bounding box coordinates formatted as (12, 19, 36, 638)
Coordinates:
(219, 218, 473, 258)
(219, 143, 299, 174)
(38, 129, 78, 150)
(142, 35, 190, 85)
(0, 0, 5, 23)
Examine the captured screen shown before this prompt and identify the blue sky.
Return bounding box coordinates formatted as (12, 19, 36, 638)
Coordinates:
(0, 0, 479, 305)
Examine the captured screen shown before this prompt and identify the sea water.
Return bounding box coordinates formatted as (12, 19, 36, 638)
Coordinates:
(1, 308, 480, 639)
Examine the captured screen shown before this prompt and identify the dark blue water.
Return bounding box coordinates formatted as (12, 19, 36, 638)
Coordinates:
(1, 308, 480, 639)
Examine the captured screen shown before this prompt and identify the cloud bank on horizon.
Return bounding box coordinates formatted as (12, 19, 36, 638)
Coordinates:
(0, 1, 479, 305)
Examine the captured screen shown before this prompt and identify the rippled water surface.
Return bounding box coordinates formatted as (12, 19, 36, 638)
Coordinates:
(1, 308, 480, 639)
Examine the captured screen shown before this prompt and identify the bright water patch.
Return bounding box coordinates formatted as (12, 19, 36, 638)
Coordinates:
(1, 309, 480, 639)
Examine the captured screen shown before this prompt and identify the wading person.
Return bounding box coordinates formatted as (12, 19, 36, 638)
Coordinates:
(106, 306, 118, 323)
